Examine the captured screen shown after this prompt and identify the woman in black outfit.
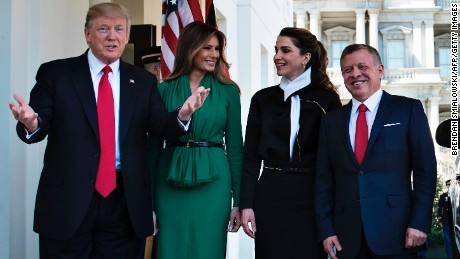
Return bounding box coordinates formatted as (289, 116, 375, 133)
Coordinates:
(239, 27, 342, 259)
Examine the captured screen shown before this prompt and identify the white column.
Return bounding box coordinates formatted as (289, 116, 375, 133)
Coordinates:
(424, 20, 435, 67)
(295, 10, 305, 29)
(317, 17, 322, 42)
(0, 0, 12, 257)
(308, 10, 320, 38)
(368, 9, 379, 50)
(412, 20, 423, 67)
(8, 0, 89, 258)
(355, 9, 366, 44)
(10, 0, 41, 257)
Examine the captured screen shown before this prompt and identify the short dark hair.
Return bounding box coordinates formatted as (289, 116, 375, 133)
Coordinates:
(340, 44, 382, 68)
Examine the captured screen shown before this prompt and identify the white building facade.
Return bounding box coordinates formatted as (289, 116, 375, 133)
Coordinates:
(293, 0, 456, 197)
(294, 0, 452, 143)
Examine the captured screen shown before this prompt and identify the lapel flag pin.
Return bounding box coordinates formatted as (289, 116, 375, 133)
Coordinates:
(130, 79, 135, 84)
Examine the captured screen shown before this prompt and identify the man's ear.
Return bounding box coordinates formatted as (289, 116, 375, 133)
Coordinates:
(377, 64, 384, 79)
(84, 28, 91, 44)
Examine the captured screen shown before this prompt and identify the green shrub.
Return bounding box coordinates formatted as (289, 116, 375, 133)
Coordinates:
(428, 226, 444, 245)
(428, 176, 445, 246)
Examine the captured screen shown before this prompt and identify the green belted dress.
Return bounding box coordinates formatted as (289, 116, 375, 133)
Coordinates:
(148, 73, 243, 259)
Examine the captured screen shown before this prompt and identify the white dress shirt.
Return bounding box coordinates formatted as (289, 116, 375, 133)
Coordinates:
(87, 50, 122, 169)
(349, 88, 383, 151)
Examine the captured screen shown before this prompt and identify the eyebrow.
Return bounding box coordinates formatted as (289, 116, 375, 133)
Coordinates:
(276, 46, 292, 50)
(342, 63, 369, 68)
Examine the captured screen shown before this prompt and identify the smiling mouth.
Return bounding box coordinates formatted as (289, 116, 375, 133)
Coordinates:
(352, 81, 365, 86)
(275, 63, 286, 67)
(106, 45, 117, 50)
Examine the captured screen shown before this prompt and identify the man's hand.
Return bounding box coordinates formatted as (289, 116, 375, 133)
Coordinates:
(9, 93, 38, 132)
(178, 86, 210, 122)
(405, 228, 427, 248)
(323, 236, 342, 259)
(152, 211, 159, 236)
(227, 207, 241, 232)
(241, 208, 256, 239)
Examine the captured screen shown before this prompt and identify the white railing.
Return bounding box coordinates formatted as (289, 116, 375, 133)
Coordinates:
(294, 0, 381, 9)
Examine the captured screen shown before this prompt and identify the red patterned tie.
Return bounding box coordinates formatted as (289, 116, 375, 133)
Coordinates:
(95, 65, 116, 198)
(355, 104, 368, 165)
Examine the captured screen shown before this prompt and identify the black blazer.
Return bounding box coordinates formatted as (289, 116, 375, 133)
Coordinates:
(17, 51, 185, 240)
(239, 85, 341, 209)
(438, 192, 451, 224)
(315, 91, 437, 258)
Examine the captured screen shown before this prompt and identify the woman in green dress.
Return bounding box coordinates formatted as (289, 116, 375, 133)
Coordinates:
(149, 21, 243, 259)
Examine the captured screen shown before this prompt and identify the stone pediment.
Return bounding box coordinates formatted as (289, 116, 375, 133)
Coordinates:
(380, 25, 412, 35)
(324, 26, 355, 40)
(434, 33, 451, 47)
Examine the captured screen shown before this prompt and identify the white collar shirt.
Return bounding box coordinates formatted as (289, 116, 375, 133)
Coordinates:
(87, 49, 122, 169)
(349, 88, 383, 151)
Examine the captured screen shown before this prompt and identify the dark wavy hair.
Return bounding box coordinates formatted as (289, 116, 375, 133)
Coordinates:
(278, 27, 336, 92)
(165, 21, 238, 90)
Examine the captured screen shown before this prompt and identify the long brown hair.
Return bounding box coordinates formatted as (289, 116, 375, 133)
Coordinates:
(279, 27, 336, 92)
(165, 21, 238, 89)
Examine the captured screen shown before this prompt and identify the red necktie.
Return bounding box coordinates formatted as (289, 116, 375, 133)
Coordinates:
(354, 104, 368, 165)
(95, 65, 116, 198)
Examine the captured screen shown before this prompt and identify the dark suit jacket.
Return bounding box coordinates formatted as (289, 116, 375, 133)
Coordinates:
(315, 91, 437, 258)
(438, 192, 451, 225)
(17, 51, 185, 241)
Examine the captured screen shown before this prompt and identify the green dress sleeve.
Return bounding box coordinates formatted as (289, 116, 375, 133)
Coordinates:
(224, 85, 244, 207)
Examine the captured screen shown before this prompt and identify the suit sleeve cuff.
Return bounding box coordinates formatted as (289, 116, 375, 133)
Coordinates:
(24, 117, 42, 140)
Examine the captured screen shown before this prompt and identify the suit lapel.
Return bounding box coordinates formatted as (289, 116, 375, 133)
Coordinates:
(71, 52, 99, 139)
(367, 91, 397, 152)
(339, 102, 357, 164)
(118, 61, 137, 147)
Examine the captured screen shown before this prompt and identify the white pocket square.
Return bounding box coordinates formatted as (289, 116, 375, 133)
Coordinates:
(383, 123, 401, 127)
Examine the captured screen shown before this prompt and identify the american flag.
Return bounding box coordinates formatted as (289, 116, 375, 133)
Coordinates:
(160, 0, 204, 78)
(205, 0, 217, 28)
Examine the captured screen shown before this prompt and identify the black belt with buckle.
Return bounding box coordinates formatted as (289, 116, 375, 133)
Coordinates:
(165, 141, 224, 149)
(262, 160, 315, 173)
